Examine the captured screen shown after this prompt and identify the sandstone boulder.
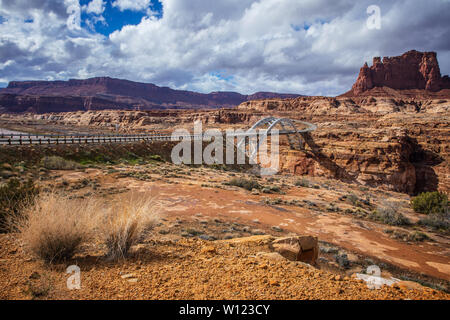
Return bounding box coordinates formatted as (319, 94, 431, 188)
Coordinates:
(269, 236, 319, 265)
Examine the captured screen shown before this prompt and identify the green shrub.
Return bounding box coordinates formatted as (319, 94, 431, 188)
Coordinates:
(262, 185, 281, 194)
(408, 231, 429, 242)
(149, 155, 163, 162)
(40, 156, 81, 170)
(226, 178, 261, 191)
(411, 192, 448, 215)
(346, 193, 360, 206)
(0, 179, 39, 232)
(294, 178, 310, 187)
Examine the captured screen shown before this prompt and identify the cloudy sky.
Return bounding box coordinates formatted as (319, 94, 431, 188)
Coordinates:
(0, 0, 449, 96)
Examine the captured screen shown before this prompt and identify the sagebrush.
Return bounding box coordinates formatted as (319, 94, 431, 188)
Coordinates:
(411, 192, 448, 215)
(369, 200, 410, 226)
(40, 156, 81, 170)
(226, 177, 261, 191)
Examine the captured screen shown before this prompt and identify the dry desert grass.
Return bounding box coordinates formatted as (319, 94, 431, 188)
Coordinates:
(9, 192, 101, 263)
(100, 193, 160, 260)
(8, 191, 160, 263)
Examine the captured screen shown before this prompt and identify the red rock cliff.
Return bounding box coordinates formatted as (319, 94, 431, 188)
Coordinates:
(350, 50, 450, 95)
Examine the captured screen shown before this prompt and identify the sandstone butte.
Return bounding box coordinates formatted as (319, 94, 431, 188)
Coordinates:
(344, 49, 450, 96)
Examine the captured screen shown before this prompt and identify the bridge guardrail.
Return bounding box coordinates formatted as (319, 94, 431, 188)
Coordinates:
(0, 120, 317, 146)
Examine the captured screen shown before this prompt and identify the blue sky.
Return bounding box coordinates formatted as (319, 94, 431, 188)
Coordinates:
(0, 0, 449, 95)
(79, 0, 162, 36)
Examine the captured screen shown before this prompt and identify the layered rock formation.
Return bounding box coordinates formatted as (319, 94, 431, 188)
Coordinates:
(277, 112, 449, 195)
(5, 106, 448, 195)
(0, 77, 301, 113)
(347, 50, 450, 96)
(238, 95, 450, 114)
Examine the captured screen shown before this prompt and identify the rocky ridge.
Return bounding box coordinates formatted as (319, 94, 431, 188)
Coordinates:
(0, 77, 301, 113)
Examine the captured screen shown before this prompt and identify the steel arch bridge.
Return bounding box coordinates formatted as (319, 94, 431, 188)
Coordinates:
(0, 117, 317, 149)
(231, 117, 317, 159)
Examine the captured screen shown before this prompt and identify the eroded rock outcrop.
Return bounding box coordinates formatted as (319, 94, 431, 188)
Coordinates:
(348, 50, 450, 95)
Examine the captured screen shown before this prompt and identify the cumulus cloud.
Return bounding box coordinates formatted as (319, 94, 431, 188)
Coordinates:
(112, 0, 151, 12)
(83, 0, 105, 15)
(0, 0, 449, 96)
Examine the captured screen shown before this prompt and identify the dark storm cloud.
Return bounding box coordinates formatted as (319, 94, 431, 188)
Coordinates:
(0, 0, 68, 18)
(0, 41, 26, 62)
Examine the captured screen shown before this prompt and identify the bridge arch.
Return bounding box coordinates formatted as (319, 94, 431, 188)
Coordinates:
(236, 117, 317, 159)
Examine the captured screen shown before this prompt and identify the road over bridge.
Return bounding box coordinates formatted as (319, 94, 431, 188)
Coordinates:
(0, 117, 317, 152)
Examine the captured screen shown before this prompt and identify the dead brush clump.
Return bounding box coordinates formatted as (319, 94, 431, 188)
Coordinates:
(39, 156, 81, 170)
(98, 193, 160, 260)
(9, 192, 102, 263)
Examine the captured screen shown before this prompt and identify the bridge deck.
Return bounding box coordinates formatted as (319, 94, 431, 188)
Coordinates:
(0, 118, 316, 146)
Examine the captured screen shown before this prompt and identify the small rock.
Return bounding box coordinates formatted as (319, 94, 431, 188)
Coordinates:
(334, 253, 350, 269)
(269, 280, 280, 286)
(199, 235, 216, 241)
(250, 229, 265, 235)
(200, 246, 216, 255)
(121, 273, 136, 279)
(393, 281, 427, 291)
(320, 246, 339, 254)
(271, 226, 283, 232)
(256, 252, 286, 261)
(346, 253, 359, 263)
(181, 232, 192, 237)
(251, 188, 260, 195)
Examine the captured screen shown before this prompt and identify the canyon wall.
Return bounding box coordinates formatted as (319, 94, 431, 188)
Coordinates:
(7, 104, 447, 195)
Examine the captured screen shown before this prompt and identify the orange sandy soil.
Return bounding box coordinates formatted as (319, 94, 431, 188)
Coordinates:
(0, 234, 448, 300)
(50, 164, 450, 281)
(1, 162, 449, 299)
